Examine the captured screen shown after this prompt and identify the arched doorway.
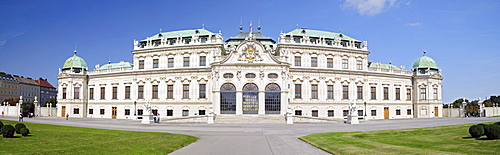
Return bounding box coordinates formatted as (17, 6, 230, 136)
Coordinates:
(265, 83, 281, 114)
(220, 83, 236, 114)
(242, 83, 259, 114)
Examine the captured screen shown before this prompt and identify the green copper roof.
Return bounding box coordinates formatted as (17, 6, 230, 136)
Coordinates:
(225, 32, 276, 45)
(63, 50, 88, 70)
(369, 62, 402, 70)
(98, 62, 133, 70)
(412, 53, 438, 69)
(141, 28, 215, 41)
(286, 28, 359, 41)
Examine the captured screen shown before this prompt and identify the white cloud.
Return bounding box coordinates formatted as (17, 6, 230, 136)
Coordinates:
(342, 0, 397, 16)
(406, 22, 421, 26)
(0, 32, 24, 47)
(0, 40, 6, 46)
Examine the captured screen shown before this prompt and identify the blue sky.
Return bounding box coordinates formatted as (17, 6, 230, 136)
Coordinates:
(0, 0, 499, 103)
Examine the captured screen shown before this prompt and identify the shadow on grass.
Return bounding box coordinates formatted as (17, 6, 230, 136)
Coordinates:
(3, 136, 21, 138)
(462, 136, 498, 140)
(462, 136, 475, 139)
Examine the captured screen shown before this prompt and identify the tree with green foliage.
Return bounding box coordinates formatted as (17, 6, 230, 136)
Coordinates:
(450, 98, 469, 108)
(42, 98, 57, 107)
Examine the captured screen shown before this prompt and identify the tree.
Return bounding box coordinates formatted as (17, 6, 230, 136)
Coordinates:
(1, 98, 20, 106)
(490, 95, 500, 104)
(483, 100, 493, 107)
(43, 98, 57, 107)
(450, 98, 469, 108)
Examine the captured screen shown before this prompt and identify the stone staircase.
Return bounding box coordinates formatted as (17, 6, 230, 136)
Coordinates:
(214, 115, 286, 124)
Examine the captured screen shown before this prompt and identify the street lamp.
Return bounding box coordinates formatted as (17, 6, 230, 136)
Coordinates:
(364, 102, 367, 117)
(134, 101, 137, 119)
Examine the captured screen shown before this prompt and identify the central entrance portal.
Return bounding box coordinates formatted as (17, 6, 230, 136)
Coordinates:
(242, 83, 259, 114)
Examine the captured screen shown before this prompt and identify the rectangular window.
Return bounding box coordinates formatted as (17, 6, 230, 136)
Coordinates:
(295, 84, 302, 98)
(112, 87, 117, 99)
(342, 85, 349, 99)
(357, 86, 363, 99)
(295, 110, 302, 116)
(343, 110, 348, 117)
(73, 108, 79, 114)
(371, 110, 376, 116)
(407, 109, 412, 115)
(358, 110, 363, 116)
(138, 86, 144, 99)
(294, 56, 301, 66)
(342, 59, 348, 69)
(167, 85, 174, 99)
(312, 110, 318, 117)
(63, 88, 66, 99)
(327, 85, 334, 99)
(89, 109, 93, 115)
(311, 84, 318, 99)
(182, 110, 189, 116)
(74, 87, 80, 99)
(199, 110, 206, 115)
(328, 110, 334, 117)
(125, 86, 131, 99)
(395, 88, 401, 100)
(396, 109, 401, 115)
(152, 85, 158, 99)
(168, 58, 174, 68)
(166, 110, 173, 116)
(183, 84, 189, 98)
(327, 58, 333, 68)
(356, 60, 363, 70)
(89, 88, 94, 100)
(139, 60, 144, 69)
(183, 57, 190, 67)
(153, 59, 159, 68)
(125, 109, 130, 115)
(199, 84, 206, 98)
(152, 109, 158, 116)
(138, 109, 143, 116)
(406, 88, 411, 100)
(100, 87, 105, 100)
(100, 109, 105, 115)
(383, 87, 389, 100)
(433, 88, 438, 100)
(420, 88, 426, 100)
(200, 56, 206, 66)
(311, 57, 317, 67)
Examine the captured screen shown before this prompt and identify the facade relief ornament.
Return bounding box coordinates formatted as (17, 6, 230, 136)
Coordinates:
(237, 42, 263, 63)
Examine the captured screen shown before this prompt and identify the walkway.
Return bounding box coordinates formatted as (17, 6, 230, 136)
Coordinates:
(1, 116, 499, 155)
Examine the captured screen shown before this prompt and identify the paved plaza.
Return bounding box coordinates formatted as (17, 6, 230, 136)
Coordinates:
(1, 116, 499, 155)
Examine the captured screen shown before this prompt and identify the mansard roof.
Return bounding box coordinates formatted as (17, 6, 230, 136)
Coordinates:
(141, 28, 215, 41)
(225, 32, 276, 45)
(285, 28, 360, 41)
(368, 62, 402, 70)
(97, 61, 133, 70)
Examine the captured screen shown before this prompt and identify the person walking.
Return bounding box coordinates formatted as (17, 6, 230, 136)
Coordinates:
(2, 111, 4, 117)
(66, 113, 69, 120)
(19, 113, 23, 121)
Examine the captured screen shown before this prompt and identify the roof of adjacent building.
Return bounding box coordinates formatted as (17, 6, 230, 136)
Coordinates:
(0, 73, 18, 83)
(225, 32, 276, 45)
(412, 52, 438, 69)
(12, 76, 38, 86)
(368, 62, 402, 70)
(35, 78, 55, 89)
(285, 28, 360, 41)
(63, 50, 88, 70)
(141, 28, 215, 41)
(97, 61, 133, 70)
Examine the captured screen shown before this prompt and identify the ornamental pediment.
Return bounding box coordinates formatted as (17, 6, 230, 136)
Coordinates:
(219, 40, 285, 65)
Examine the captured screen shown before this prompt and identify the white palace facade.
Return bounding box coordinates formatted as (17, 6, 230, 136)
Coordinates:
(57, 27, 443, 122)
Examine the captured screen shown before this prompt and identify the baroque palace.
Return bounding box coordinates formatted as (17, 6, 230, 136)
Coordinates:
(57, 26, 443, 122)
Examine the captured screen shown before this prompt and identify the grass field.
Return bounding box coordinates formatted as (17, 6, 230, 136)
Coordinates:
(300, 122, 500, 155)
(0, 119, 197, 155)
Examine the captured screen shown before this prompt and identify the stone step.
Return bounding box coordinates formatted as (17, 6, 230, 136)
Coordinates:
(215, 115, 286, 124)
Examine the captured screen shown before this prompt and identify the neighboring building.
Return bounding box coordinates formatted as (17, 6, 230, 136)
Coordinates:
(35, 78, 57, 105)
(12, 75, 40, 103)
(0, 73, 19, 102)
(57, 27, 443, 121)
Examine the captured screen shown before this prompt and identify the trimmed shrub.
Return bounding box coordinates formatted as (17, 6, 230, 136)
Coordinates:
(495, 122, 500, 126)
(469, 124, 485, 138)
(484, 124, 500, 140)
(0, 121, 3, 129)
(1, 125, 15, 138)
(14, 123, 26, 134)
(20, 127, 29, 136)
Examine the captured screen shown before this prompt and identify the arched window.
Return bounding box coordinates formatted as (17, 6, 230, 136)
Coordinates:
(223, 73, 233, 78)
(265, 83, 281, 114)
(268, 73, 278, 79)
(242, 83, 258, 114)
(220, 83, 236, 114)
(245, 73, 256, 78)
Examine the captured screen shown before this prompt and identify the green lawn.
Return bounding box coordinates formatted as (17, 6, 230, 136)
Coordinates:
(300, 122, 500, 155)
(0, 119, 197, 155)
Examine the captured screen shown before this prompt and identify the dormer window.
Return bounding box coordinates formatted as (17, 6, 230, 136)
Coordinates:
(223, 73, 233, 78)
(245, 73, 256, 78)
